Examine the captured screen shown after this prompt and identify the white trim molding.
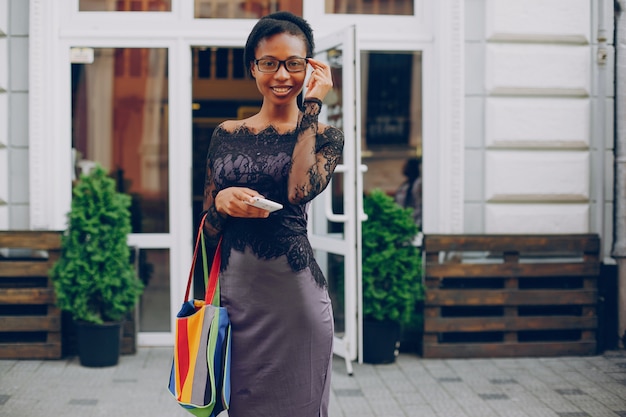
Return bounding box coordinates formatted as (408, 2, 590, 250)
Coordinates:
(30, 0, 70, 230)
(423, 0, 465, 234)
(29, 0, 50, 229)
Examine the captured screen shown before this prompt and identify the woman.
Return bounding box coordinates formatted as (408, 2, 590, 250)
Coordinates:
(202, 11, 344, 417)
(395, 157, 422, 229)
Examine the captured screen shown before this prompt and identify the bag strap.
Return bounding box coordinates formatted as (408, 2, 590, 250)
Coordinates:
(184, 212, 222, 306)
(201, 228, 221, 306)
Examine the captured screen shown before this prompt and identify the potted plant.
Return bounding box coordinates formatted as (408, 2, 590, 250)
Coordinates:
(362, 189, 424, 363)
(51, 164, 143, 367)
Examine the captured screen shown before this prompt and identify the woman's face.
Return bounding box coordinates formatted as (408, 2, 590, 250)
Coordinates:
(251, 32, 308, 106)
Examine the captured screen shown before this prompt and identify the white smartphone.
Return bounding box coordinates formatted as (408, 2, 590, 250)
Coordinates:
(246, 196, 283, 213)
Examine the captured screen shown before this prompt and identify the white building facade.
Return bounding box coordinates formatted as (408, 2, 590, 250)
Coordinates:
(1, 0, 621, 355)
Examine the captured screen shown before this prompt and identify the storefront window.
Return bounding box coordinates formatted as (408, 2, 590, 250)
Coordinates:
(71, 47, 170, 233)
(194, 0, 302, 18)
(361, 51, 422, 194)
(79, 0, 171, 11)
(326, 0, 413, 15)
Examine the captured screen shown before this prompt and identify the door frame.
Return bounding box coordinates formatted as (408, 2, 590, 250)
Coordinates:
(308, 25, 364, 369)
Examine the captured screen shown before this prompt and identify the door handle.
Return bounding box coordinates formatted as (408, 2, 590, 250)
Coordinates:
(359, 164, 368, 222)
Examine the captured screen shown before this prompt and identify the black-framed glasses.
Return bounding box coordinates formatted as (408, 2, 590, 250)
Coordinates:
(254, 57, 308, 73)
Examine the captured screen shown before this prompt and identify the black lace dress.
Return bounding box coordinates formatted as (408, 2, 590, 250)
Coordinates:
(202, 100, 344, 417)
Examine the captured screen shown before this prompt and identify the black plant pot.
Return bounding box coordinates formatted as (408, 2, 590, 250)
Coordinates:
(75, 321, 122, 367)
(363, 319, 401, 364)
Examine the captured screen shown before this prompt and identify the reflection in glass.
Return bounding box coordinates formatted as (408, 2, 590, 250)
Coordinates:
(326, 0, 413, 15)
(360, 51, 422, 194)
(320, 48, 344, 131)
(193, 48, 248, 80)
(191, 45, 262, 303)
(194, 0, 302, 18)
(71, 48, 169, 233)
(314, 48, 345, 239)
(80, 0, 171, 11)
(134, 249, 171, 332)
(315, 250, 346, 335)
(191, 46, 261, 231)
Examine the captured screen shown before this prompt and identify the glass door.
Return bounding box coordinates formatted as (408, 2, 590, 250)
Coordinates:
(71, 46, 173, 345)
(308, 26, 364, 369)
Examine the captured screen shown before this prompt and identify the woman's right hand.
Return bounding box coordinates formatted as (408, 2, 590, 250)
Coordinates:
(215, 187, 271, 218)
(305, 58, 333, 102)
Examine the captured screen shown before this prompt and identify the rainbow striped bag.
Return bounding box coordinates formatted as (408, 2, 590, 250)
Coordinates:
(169, 215, 231, 417)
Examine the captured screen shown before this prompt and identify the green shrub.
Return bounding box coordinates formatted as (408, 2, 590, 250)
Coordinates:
(51, 165, 143, 324)
(362, 189, 423, 324)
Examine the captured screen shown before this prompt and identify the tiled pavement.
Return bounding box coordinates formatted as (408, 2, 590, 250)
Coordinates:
(1, 347, 626, 417)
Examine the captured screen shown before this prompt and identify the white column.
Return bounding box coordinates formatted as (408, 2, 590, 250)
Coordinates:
(29, 0, 71, 230)
(423, 0, 465, 234)
(0, 0, 7, 228)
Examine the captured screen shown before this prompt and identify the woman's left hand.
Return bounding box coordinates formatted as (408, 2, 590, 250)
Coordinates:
(305, 58, 333, 102)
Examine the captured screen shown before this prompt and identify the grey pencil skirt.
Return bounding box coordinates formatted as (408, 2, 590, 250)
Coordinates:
(219, 246, 334, 417)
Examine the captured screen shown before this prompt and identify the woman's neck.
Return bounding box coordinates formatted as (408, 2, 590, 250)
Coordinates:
(257, 101, 300, 126)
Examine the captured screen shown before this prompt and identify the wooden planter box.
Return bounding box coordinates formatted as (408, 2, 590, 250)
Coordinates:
(0, 231, 63, 359)
(422, 234, 600, 358)
(0, 231, 138, 359)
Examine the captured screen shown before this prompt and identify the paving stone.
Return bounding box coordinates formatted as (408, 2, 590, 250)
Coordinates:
(438, 376, 463, 382)
(520, 408, 560, 417)
(556, 388, 586, 396)
(68, 398, 98, 406)
(334, 388, 363, 397)
(488, 377, 516, 383)
(2, 348, 626, 417)
(479, 393, 510, 400)
(401, 404, 437, 415)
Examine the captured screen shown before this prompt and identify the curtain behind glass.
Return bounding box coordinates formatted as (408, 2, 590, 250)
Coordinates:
(79, 0, 171, 11)
(194, 0, 302, 18)
(325, 0, 413, 15)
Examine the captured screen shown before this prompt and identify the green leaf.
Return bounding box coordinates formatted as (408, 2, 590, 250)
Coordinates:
(362, 189, 423, 325)
(50, 164, 143, 324)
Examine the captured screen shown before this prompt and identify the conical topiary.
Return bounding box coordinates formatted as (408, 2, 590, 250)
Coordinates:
(51, 164, 143, 324)
(362, 189, 423, 325)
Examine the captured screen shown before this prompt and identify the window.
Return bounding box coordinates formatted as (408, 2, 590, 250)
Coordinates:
(79, 0, 172, 11)
(194, 0, 302, 18)
(325, 0, 413, 15)
(71, 48, 170, 233)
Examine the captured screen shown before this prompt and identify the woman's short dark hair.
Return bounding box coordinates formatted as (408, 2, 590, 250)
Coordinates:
(244, 11, 315, 76)
(403, 158, 421, 180)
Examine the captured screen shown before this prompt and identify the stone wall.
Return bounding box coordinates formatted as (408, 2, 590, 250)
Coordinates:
(0, 0, 30, 230)
(465, 0, 613, 259)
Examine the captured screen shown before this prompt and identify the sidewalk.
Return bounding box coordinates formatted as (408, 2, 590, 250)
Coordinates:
(1, 347, 626, 417)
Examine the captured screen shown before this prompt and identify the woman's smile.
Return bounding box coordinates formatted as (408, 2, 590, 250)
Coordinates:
(271, 86, 293, 95)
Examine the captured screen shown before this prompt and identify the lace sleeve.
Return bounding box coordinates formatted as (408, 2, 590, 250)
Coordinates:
(288, 99, 344, 205)
(202, 130, 228, 243)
